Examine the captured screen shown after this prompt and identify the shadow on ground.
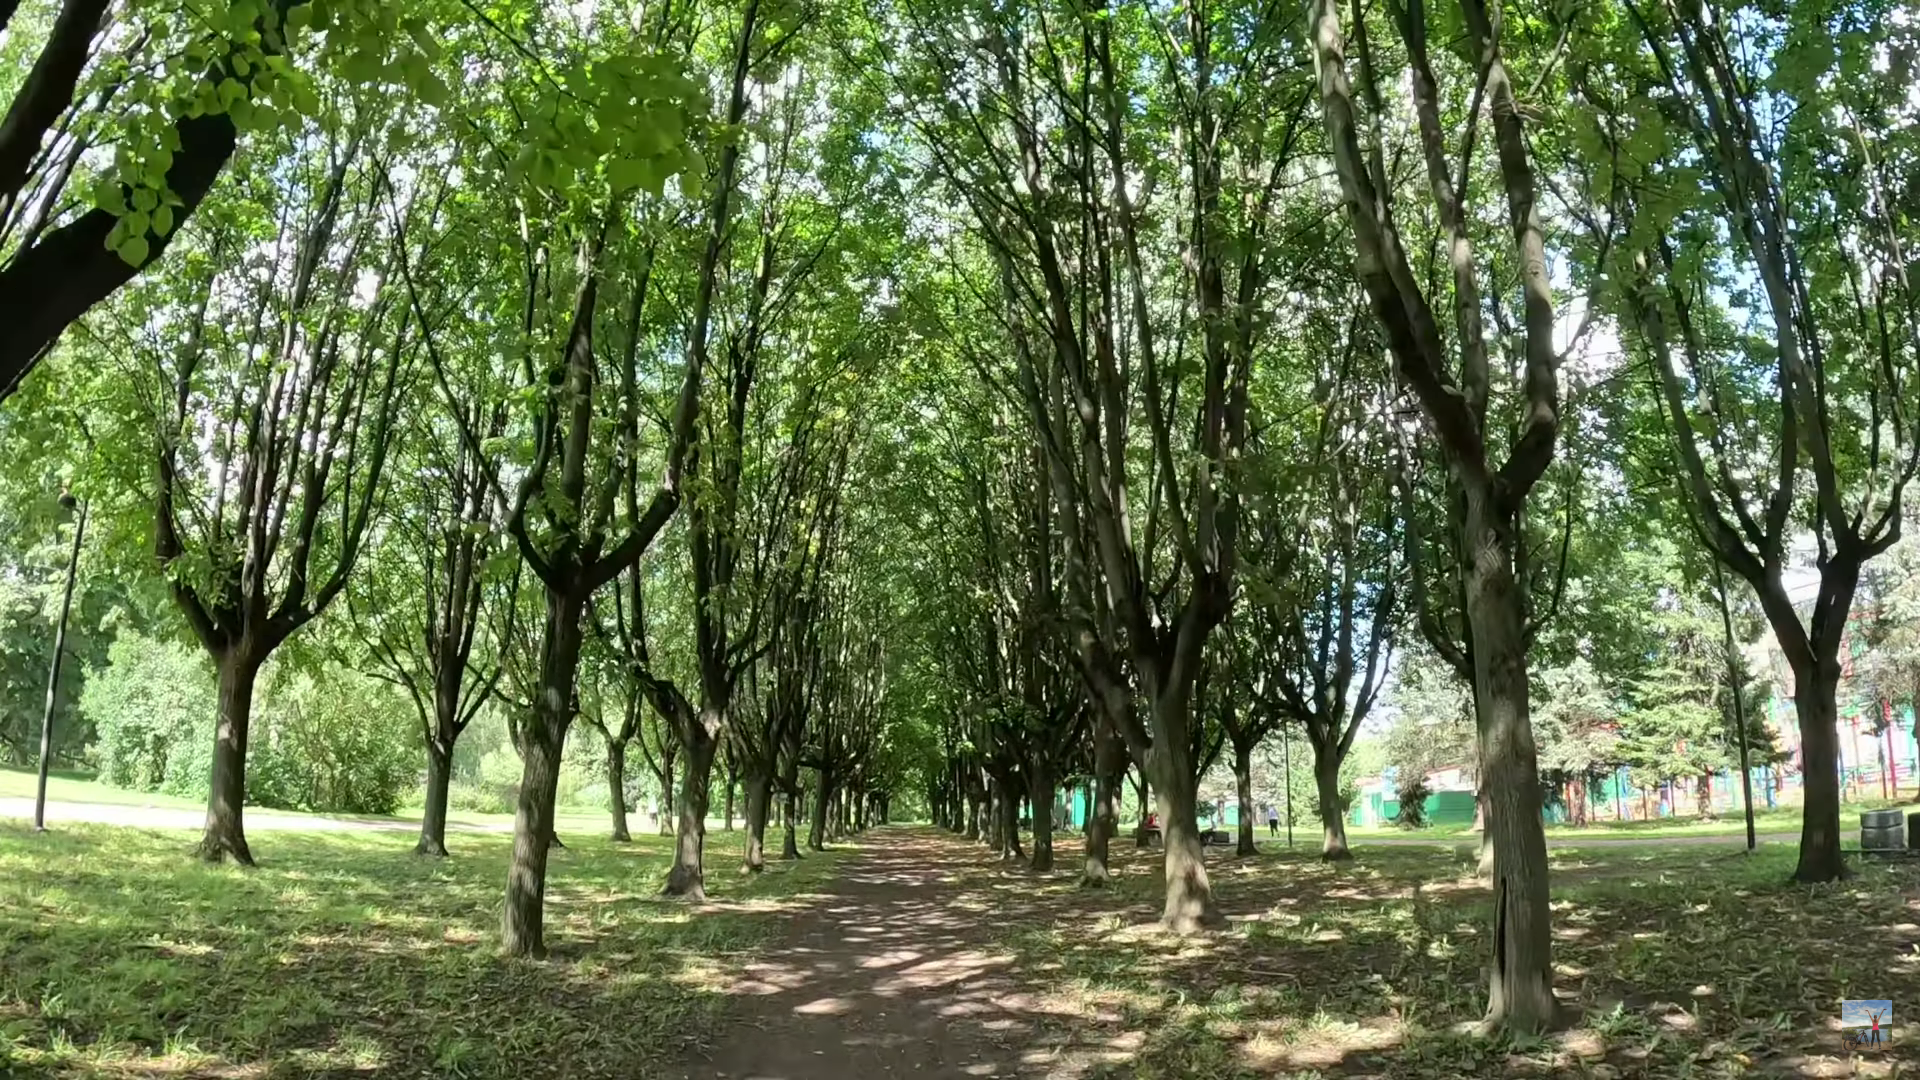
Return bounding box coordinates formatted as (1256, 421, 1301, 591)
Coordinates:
(675, 827, 1920, 1080)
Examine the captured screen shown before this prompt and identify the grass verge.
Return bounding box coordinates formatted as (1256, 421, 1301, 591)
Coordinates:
(0, 823, 843, 1078)
(943, 835, 1920, 1078)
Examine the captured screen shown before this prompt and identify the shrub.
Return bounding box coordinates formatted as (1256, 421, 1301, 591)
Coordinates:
(1395, 775, 1433, 829)
(247, 667, 417, 816)
(83, 634, 213, 796)
(84, 631, 416, 815)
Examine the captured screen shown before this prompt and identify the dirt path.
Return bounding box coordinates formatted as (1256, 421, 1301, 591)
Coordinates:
(676, 829, 1106, 1080)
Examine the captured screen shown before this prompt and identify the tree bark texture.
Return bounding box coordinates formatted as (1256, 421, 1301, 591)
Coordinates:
(607, 739, 631, 842)
(1792, 662, 1848, 882)
(502, 593, 584, 958)
(198, 653, 261, 865)
(663, 722, 718, 899)
(1081, 721, 1122, 885)
(416, 736, 453, 857)
(743, 770, 772, 872)
(1315, 751, 1351, 860)
(503, 724, 563, 958)
(1028, 761, 1055, 872)
(782, 787, 801, 859)
(1466, 492, 1556, 1031)
(1232, 739, 1258, 857)
(808, 773, 831, 851)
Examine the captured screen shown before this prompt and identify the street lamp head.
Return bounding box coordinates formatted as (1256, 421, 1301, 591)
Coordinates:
(57, 490, 77, 511)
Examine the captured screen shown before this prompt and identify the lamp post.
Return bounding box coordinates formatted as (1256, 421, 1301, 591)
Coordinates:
(33, 491, 85, 833)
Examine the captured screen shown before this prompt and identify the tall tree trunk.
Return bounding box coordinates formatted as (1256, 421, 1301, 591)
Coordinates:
(503, 593, 585, 958)
(1143, 678, 1223, 932)
(657, 758, 675, 837)
(963, 791, 982, 841)
(503, 727, 563, 957)
(1134, 773, 1153, 848)
(663, 721, 718, 899)
(1792, 659, 1848, 883)
(724, 775, 736, 832)
(997, 781, 1024, 862)
(1232, 738, 1258, 857)
(1465, 492, 1555, 1031)
(1315, 748, 1352, 860)
(782, 787, 801, 859)
(1151, 755, 1219, 932)
(743, 770, 772, 872)
(607, 738, 630, 842)
(416, 733, 453, 857)
(1081, 720, 1121, 886)
(198, 652, 260, 864)
(808, 772, 830, 851)
(1027, 761, 1055, 871)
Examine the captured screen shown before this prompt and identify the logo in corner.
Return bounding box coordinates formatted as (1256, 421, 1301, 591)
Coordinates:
(1841, 999, 1893, 1051)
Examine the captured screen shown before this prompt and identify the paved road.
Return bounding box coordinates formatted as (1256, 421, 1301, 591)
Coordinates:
(0, 797, 511, 834)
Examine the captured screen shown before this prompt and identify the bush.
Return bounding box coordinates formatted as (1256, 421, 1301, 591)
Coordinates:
(247, 667, 417, 816)
(1395, 776, 1433, 829)
(84, 631, 416, 815)
(84, 634, 212, 797)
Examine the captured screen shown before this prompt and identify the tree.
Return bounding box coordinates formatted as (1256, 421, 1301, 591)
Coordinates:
(1581, 0, 1920, 883)
(1310, 0, 1569, 1028)
(349, 347, 507, 856)
(1240, 307, 1399, 860)
(139, 134, 404, 864)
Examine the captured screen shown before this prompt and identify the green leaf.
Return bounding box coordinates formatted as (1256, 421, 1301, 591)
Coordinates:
(153, 205, 175, 237)
(93, 182, 126, 215)
(116, 235, 150, 267)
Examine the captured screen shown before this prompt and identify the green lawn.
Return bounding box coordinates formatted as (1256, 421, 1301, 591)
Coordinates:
(0, 766, 206, 812)
(0, 764, 723, 838)
(0, 823, 843, 1078)
(950, 839, 1920, 1078)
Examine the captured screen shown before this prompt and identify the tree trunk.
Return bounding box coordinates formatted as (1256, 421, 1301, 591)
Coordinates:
(1081, 719, 1122, 886)
(743, 770, 772, 873)
(1028, 762, 1055, 871)
(657, 758, 675, 837)
(1464, 491, 1556, 1032)
(1134, 772, 1153, 848)
(1151, 755, 1220, 932)
(724, 774, 736, 832)
(782, 787, 801, 859)
(997, 782, 1025, 862)
(198, 652, 261, 865)
(416, 734, 453, 857)
(662, 720, 718, 900)
(607, 738, 631, 842)
(503, 593, 585, 958)
(1474, 784, 1495, 877)
(808, 772, 830, 851)
(503, 726, 563, 958)
(963, 792, 982, 841)
(1694, 772, 1714, 820)
(1791, 659, 1848, 883)
(1232, 738, 1258, 857)
(1314, 747, 1351, 860)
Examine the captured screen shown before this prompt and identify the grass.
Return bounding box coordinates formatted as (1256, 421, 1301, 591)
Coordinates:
(0, 766, 206, 812)
(0, 764, 729, 838)
(942, 834, 1920, 1078)
(0, 822, 845, 1078)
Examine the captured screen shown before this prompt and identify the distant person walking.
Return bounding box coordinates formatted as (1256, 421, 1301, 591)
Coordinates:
(1266, 804, 1280, 836)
